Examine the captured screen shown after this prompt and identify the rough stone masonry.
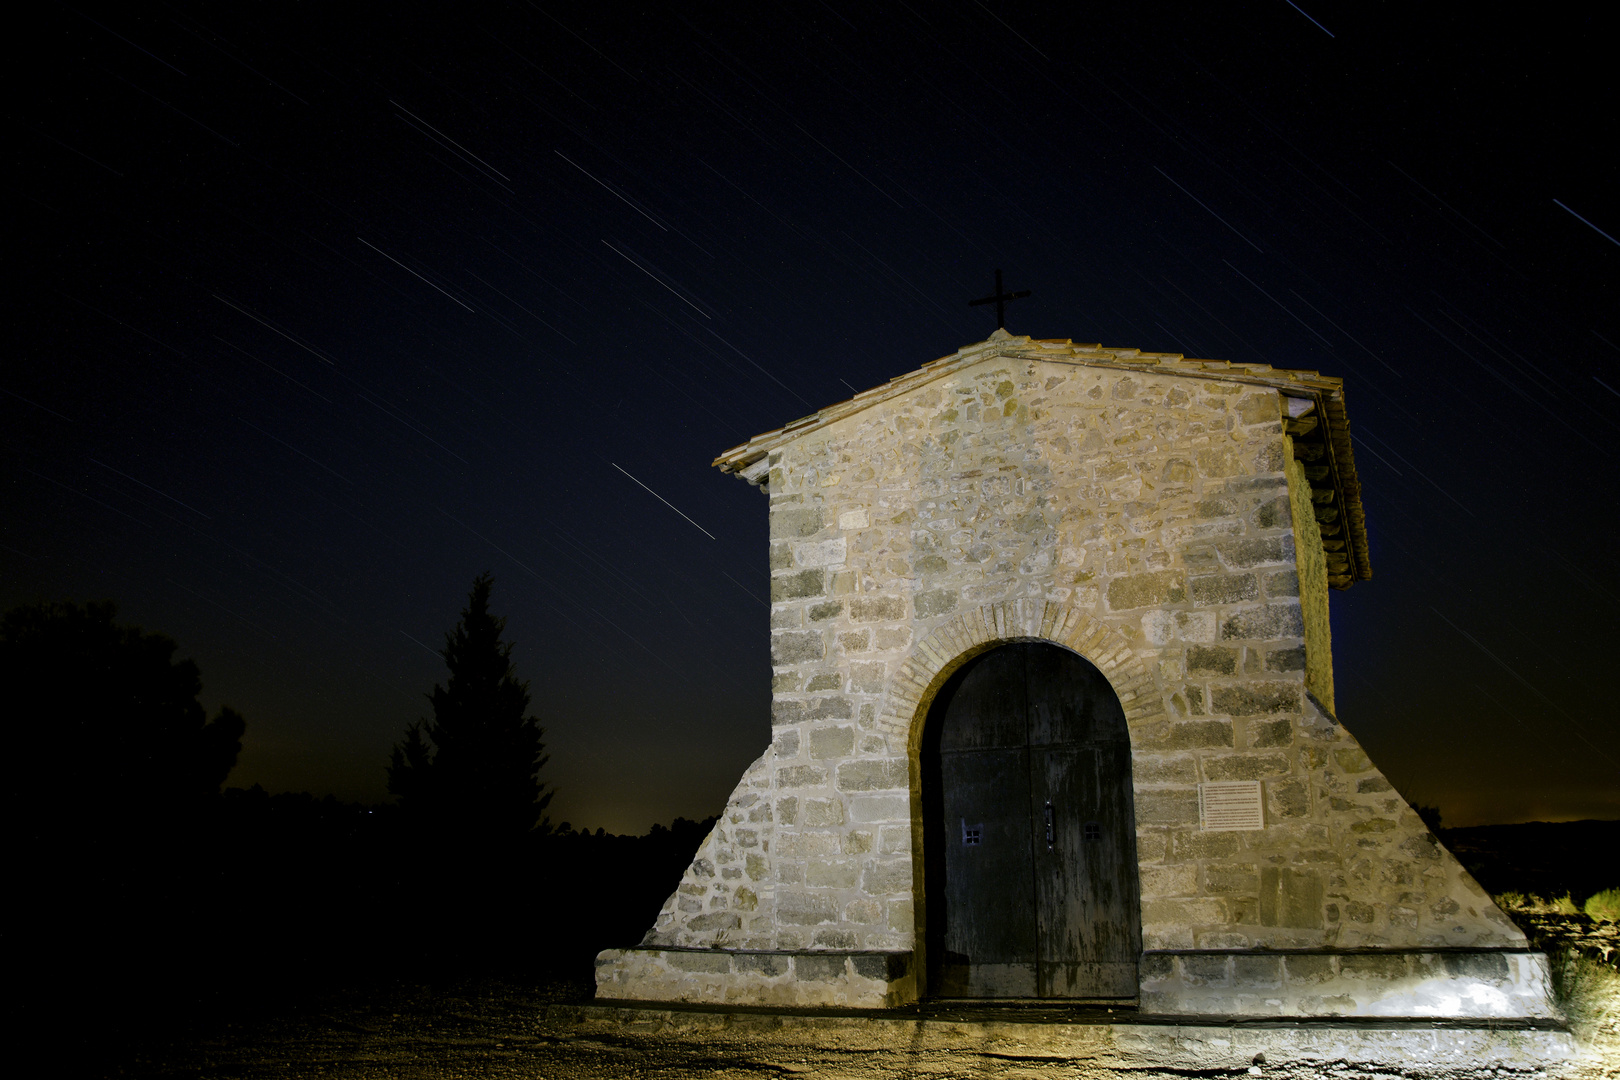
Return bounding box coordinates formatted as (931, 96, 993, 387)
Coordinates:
(595, 331, 1552, 1021)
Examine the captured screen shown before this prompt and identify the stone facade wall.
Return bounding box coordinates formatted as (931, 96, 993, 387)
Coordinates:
(609, 348, 1527, 1013)
(640, 751, 776, 948)
(1286, 455, 1335, 710)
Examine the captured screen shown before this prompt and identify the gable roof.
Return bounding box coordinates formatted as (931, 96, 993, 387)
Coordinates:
(714, 331, 1369, 589)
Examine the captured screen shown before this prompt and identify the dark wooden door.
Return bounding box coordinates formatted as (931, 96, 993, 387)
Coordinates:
(924, 643, 1140, 999)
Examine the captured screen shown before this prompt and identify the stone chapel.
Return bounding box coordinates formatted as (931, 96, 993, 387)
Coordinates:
(595, 330, 1554, 1020)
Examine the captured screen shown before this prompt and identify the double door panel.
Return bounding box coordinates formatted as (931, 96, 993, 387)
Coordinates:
(932, 644, 1139, 999)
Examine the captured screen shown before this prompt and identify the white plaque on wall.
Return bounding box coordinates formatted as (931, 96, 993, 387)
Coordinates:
(1199, 781, 1265, 831)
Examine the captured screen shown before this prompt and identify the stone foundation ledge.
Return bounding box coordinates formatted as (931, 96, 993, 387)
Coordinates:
(595, 948, 917, 1008)
(1140, 948, 1559, 1019)
(547, 1003, 1576, 1069)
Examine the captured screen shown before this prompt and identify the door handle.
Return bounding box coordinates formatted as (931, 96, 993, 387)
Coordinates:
(1045, 800, 1054, 849)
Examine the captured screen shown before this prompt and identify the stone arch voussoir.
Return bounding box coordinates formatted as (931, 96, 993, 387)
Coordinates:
(879, 598, 1166, 756)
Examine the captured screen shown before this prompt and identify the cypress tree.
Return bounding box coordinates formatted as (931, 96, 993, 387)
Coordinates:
(388, 574, 552, 851)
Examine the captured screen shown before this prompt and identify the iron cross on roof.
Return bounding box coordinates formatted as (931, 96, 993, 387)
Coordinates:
(968, 268, 1031, 330)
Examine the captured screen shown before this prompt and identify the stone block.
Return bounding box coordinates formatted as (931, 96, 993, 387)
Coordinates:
(735, 953, 790, 976)
(1159, 720, 1234, 749)
(1196, 446, 1244, 479)
(795, 537, 848, 567)
(794, 953, 846, 979)
(775, 832, 840, 857)
(770, 506, 824, 539)
(1203, 865, 1259, 894)
(1135, 789, 1201, 825)
(686, 912, 741, 932)
(1139, 863, 1198, 897)
(850, 661, 887, 693)
(813, 928, 858, 949)
(809, 726, 856, 759)
(1172, 830, 1240, 860)
(1220, 604, 1304, 641)
(805, 859, 859, 888)
(1442, 951, 1511, 981)
(1180, 953, 1231, 986)
(1333, 747, 1372, 773)
(775, 765, 827, 788)
(914, 588, 958, 617)
(805, 673, 840, 691)
(837, 629, 871, 653)
(849, 596, 907, 622)
(1191, 573, 1258, 606)
(1177, 611, 1218, 642)
(844, 898, 882, 924)
(772, 630, 825, 664)
(862, 861, 911, 895)
(771, 570, 826, 602)
(1267, 778, 1308, 817)
(1232, 954, 1283, 989)
(773, 697, 853, 725)
(1107, 570, 1186, 610)
(777, 891, 840, 925)
(836, 759, 909, 792)
(1283, 954, 1336, 984)
(1186, 645, 1237, 675)
(1217, 535, 1293, 568)
(802, 798, 846, 827)
(1339, 953, 1409, 981)
(1266, 645, 1305, 672)
(1259, 867, 1324, 929)
(1131, 754, 1198, 784)
(1265, 570, 1299, 597)
(1250, 717, 1292, 747)
(838, 508, 869, 530)
(849, 795, 909, 822)
(1254, 494, 1290, 529)
(1202, 752, 1290, 780)
(667, 950, 731, 973)
(874, 626, 911, 649)
(808, 600, 842, 622)
(852, 953, 910, 980)
(1211, 683, 1301, 715)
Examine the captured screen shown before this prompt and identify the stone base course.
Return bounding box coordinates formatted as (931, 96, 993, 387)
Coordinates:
(550, 1001, 1577, 1071)
(1140, 948, 1559, 1019)
(596, 948, 916, 1008)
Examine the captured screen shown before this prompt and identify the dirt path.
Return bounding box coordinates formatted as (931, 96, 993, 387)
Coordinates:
(106, 975, 1616, 1080)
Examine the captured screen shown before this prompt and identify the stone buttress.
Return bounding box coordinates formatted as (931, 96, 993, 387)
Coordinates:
(594, 333, 1553, 1020)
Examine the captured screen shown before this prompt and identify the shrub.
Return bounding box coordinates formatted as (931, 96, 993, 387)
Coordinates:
(1549, 944, 1620, 1053)
(1586, 888, 1620, 924)
(1551, 893, 1582, 916)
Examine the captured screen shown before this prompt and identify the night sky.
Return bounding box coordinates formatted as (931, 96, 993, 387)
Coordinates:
(8, 2, 1616, 833)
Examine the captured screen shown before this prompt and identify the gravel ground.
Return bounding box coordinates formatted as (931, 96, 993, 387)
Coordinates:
(102, 974, 1617, 1080)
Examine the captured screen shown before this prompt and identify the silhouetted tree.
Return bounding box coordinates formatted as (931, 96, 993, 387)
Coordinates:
(387, 573, 552, 851)
(2, 600, 244, 836)
(1415, 803, 1445, 834)
(3, 600, 247, 1020)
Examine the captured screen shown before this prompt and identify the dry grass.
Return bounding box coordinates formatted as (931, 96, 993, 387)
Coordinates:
(1550, 945, 1620, 1067)
(1498, 890, 1592, 915)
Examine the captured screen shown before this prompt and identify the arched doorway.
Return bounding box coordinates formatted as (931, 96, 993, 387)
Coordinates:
(921, 641, 1141, 999)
